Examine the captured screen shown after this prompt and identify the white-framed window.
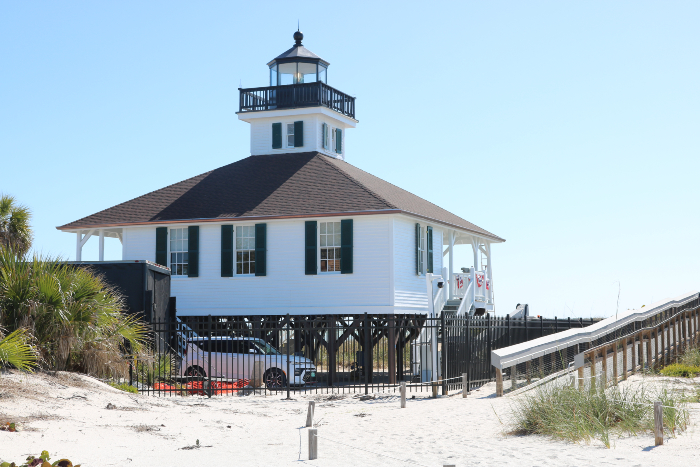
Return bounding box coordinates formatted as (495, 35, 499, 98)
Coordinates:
(417, 227, 425, 275)
(236, 226, 256, 275)
(319, 221, 341, 273)
(170, 227, 188, 276)
(286, 123, 295, 148)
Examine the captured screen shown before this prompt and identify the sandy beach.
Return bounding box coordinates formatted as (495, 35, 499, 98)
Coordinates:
(1, 370, 698, 467)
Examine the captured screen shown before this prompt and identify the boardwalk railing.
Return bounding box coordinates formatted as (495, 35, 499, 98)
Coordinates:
(491, 291, 700, 396)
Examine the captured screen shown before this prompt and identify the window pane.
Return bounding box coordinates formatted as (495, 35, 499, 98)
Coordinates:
(320, 260, 327, 272)
(320, 236, 326, 247)
(250, 262, 255, 274)
(237, 263, 242, 274)
(250, 251, 255, 262)
(236, 251, 242, 262)
(334, 232, 341, 246)
(320, 249, 327, 259)
(236, 238, 242, 249)
(243, 263, 249, 274)
(182, 264, 188, 275)
(320, 223, 326, 234)
(183, 252, 188, 262)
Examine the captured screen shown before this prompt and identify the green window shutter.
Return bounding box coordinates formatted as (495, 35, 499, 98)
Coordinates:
(335, 128, 342, 153)
(426, 226, 434, 274)
(255, 223, 267, 277)
(221, 225, 233, 277)
(155, 227, 168, 266)
(272, 122, 282, 149)
(305, 221, 317, 275)
(322, 123, 328, 149)
(188, 226, 199, 278)
(294, 120, 304, 147)
(415, 223, 421, 275)
(340, 219, 353, 274)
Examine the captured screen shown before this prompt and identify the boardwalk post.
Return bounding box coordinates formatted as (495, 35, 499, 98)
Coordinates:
(661, 324, 666, 366)
(400, 382, 407, 408)
(577, 366, 584, 391)
(612, 342, 618, 386)
(631, 335, 637, 375)
(308, 428, 318, 460)
(526, 360, 532, 385)
(432, 381, 439, 398)
(462, 373, 468, 398)
(306, 401, 315, 427)
(654, 401, 663, 446)
(601, 347, 608, 387)
(495, 366, 503, 397)
(622, 337, 628, 380)
(510, 365, 517, 391)
(646, 332, 653, 372)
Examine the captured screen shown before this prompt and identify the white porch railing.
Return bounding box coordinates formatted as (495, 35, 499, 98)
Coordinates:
(451, 268, 494, 316)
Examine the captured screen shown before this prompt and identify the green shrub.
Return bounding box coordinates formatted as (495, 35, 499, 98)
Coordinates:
(108, 382, 138, 394)
(659, 363, 700, 378)
(679, 348, 700, 368)
(509, 382, 687, 448)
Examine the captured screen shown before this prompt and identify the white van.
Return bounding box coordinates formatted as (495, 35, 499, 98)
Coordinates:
(178, 336, 316, 389)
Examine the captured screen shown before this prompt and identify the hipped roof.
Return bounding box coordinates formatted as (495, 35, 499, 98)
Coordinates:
(57, 152, 504, 242)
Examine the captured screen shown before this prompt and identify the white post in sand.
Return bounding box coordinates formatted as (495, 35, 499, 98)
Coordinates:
(308, 428, 318, 460)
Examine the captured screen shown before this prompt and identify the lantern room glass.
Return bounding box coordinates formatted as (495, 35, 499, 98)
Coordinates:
(270, 62, 328, 86)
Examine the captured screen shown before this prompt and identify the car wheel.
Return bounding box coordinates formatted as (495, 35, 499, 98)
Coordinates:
(264, 368, 286, 390)
(185, 366, 206, 380)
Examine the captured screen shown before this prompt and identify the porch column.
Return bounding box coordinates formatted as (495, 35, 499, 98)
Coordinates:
(76, 231, 82, 261)
(98, 230, 105, 261)
(471, 237, 479, 270)
(485, 242, 493, 303)
(448, 230, 455, 299)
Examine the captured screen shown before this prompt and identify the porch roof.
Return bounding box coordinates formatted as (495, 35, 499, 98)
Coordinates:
(57, 152, 504, 242)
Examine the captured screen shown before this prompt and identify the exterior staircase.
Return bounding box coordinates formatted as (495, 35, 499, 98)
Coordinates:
(440, 299, 464, 318)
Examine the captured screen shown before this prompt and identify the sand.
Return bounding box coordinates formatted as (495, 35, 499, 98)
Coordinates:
(1, 370, 699, 467)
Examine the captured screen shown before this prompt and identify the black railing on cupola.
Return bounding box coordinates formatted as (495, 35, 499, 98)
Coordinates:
(239, 82, 356, 119)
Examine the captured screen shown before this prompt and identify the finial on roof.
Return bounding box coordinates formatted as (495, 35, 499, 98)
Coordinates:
(293, 28, 303, 47)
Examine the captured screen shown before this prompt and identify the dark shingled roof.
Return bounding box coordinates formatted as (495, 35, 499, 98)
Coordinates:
(57, 152, 503, 241)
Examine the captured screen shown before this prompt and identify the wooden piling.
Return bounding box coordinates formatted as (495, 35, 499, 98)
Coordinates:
(400, 382, 406, 408)
(631, 336, 637, 375)
(654, 401, 663, 446)
(510, 365, 517, 391)
(462, 373, 468, 398)
(306, 401, 315, 427)
(308, 428, 318, 460)
(646, 332, 653, 372)
(525, 361, 532, 385)
(432, 381, 439, 398)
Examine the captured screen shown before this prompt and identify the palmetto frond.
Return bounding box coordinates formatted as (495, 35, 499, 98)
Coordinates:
(0, 328, 37, 372)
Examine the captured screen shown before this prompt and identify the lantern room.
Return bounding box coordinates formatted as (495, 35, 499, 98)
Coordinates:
(267, 30, 329, 86)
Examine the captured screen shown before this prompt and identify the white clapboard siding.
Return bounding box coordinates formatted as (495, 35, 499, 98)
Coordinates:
(392, 217, 444, 314)
(121, 227, 155, 263)
(122, 216, 392, 315)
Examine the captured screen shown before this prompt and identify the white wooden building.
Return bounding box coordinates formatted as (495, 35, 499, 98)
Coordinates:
(57, 31, 504, 319)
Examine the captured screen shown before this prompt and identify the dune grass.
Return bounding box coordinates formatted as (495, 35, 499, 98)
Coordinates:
(509, 382, 688, 448)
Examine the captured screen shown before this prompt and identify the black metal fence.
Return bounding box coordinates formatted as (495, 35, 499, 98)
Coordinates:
(131, 314, 597, 397)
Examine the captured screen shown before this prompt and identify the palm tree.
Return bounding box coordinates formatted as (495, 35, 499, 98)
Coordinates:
(0, 194, 32, 256)
(0, 246, 148, 377)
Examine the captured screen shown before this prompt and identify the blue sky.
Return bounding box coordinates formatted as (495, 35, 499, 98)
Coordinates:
(2, 1, 698, 318)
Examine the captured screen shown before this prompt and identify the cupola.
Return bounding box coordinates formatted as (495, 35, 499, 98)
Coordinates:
(237, 30, 357, 160)
(267, 30, 329, 85)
